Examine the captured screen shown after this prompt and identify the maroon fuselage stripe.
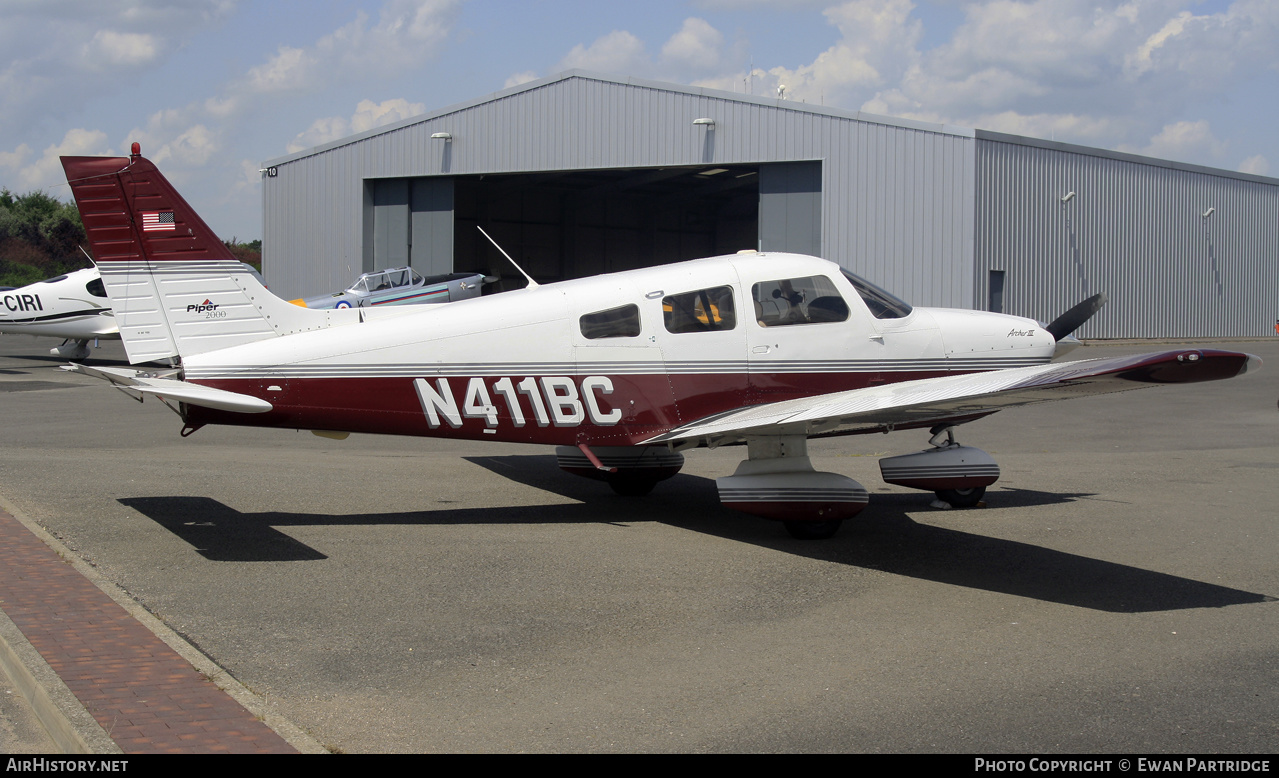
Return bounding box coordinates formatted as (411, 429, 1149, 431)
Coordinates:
(184, 370, 951, 445)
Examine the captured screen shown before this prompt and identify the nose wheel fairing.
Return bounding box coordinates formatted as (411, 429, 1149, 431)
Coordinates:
(555, 445, 685, 495)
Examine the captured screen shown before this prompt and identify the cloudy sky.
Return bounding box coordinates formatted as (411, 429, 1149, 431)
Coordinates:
(2, 0, 1275, 241)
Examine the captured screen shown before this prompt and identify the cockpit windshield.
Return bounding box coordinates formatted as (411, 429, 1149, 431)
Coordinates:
(840, 269, 913, 319)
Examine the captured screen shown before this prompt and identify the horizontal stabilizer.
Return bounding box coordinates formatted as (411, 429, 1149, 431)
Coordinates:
(64, 363, 272, 413)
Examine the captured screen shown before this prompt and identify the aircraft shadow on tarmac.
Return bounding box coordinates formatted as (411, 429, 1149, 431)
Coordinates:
(119, 455, 1272, 614)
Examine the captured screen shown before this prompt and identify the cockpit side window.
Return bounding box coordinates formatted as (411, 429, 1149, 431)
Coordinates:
(752, 275, 849, 327)
(86, 278, 108, 298)
(662, 286, 736, 334)
(840, 268, 913, 319)
(580, 304, 641, 339)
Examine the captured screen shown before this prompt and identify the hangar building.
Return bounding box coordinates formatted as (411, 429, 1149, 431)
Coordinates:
(261, 70, 1279, 339)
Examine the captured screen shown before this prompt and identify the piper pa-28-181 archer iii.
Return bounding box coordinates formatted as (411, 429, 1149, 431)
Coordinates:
(60, 146, 1261, 539)
(0, 267, 118, 359)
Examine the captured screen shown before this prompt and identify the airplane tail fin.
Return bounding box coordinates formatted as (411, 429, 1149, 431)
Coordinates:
(61, 147, 334, 364)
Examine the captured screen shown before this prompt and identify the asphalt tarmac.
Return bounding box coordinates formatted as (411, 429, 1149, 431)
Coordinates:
(0, 334, 1275, 753)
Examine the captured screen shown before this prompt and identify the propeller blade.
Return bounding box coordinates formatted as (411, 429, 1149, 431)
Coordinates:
(1046, 293, 1107, 341)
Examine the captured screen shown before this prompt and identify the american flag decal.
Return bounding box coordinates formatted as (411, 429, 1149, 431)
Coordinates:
(142, 211, 176, 232)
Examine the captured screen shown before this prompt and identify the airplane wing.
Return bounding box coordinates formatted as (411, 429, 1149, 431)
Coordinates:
(642, 349, 1259, 447)
(64, 363, 273, 414)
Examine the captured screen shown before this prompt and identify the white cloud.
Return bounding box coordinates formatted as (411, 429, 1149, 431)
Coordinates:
(84, 30, 159, 67)
(528, 15, 745, 91)
(830, 0, 1279, 166)
(0, 144, 33, 174)
(349, 98, 425, 133)
(504, 71, 539, 89)
(12, 128, 113, 192)
(689, 1, 921, 105)
(286, 117, 350, 155)
(285, 98, 427, 154)
(1237, 155, 1269, 176)
(241, 0, 460, 97)
(236, 159, 263, 192)
(1137, 120, 1226, 161)
(556, 30, 650, 74)
(661, 18, 726, 72)
(0, 1, 238, 139)
(970, 110, 1122, 144)
(152, 124, 219, 167)
(247, 45, 314, 93)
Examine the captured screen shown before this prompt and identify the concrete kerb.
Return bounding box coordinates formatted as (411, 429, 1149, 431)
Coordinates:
(0, 604, 118, 754)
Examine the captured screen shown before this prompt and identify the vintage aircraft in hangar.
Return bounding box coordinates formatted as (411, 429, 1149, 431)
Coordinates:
(59, 146, 1260, 539)
(0, 267, 118, 359)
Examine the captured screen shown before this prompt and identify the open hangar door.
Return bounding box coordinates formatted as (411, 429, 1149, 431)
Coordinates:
(365, 161, 820, 289)
(452, 164, 761, 288)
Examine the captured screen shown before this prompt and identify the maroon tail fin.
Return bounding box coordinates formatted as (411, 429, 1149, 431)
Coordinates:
(60, 150, 327, 364)
(61, 151, 236, 265)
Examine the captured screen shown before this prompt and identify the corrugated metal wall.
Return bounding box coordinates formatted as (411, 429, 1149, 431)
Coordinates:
(975, 136, 1279, 338)
(263, 72, 976, 307)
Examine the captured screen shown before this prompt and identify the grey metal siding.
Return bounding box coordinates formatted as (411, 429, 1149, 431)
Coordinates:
(975, 138, 1279, 338)
(263, 72, 976, 308)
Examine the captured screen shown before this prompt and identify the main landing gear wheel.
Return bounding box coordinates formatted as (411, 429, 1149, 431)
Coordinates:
(608, 476, 659, 497)
(935, 487, 986, 508)
(783, 518, 844, 540)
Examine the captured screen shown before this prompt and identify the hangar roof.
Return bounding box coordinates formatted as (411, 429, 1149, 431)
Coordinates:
(265, 70, 1276, 187)
(264, 69, 974, 168)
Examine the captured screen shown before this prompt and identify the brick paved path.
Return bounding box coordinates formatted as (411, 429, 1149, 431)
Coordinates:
(0, 508, 296, 753)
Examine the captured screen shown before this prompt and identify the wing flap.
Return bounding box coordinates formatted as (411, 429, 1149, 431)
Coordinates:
(643, 349, 1258, 445)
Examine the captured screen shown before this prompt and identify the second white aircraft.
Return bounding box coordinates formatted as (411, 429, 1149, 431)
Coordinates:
(0, 268, 117, 359)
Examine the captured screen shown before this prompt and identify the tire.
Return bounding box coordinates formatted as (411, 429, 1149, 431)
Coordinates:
(783, 519, 844, 540)
(935, 487, 986, 508)
(608, 476, 658, 497)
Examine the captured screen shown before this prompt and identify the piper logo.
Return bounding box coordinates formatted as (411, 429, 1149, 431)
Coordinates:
(188, 299, 219, 313)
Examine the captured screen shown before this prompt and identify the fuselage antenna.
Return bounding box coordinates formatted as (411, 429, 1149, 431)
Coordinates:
(477, 225, 539, 290)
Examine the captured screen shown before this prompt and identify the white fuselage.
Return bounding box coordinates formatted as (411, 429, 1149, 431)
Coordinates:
(178, 253, 1058, 446)
(0, 268, 118, 341)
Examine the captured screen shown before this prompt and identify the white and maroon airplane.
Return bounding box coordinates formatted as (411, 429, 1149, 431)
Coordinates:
(60, 147, 1260, 538)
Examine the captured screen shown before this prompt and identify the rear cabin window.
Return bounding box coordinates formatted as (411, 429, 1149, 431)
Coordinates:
(86, 278, 107, 298)
(752, 275, 849, 326)
(580, 304, 641, 339)
(662, 286, 736, 334)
